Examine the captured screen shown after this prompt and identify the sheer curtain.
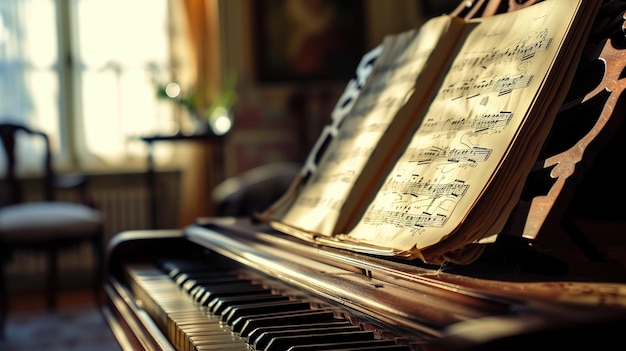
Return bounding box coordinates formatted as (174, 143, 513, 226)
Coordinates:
(176, 0, 225, 223)
(0, 0, 179, 174)
(0, 0, 223, 223)
(73, 0, 177, 169)
(71, 0, 175, 167)
(0, 0, 60, 175)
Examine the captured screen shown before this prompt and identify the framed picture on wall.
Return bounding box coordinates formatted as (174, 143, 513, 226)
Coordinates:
(253, 0, 366, 83)
(423, 0, 461, 17)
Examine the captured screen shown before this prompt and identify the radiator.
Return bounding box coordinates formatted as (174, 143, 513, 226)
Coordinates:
(93, 183, 151, 242)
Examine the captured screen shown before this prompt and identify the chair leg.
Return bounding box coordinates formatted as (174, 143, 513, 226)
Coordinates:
(46, 248, 57, 311)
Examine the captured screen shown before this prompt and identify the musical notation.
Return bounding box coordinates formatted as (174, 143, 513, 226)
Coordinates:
(449, 147, 491, 162)
(381, 177, 469, 199)
(352, 28, 557, 239)
(360, 50, 432, 98)
(399, 145, 492, 168)
(359, 177, 467, 229)
(420, 112, 513, 134)
(363, 208, 448, 228)
(440, 74, 533, 100)
(449, 34, 551, 72)
(439, 32, 551, 101)
(264, 0, 593, 262)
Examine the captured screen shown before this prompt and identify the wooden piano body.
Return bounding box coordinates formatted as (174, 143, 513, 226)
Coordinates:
(102, 1, 626, 350)
(103, 219, 626, 351)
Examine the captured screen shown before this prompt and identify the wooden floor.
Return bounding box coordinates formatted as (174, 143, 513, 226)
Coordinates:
(7, 286, 98, 314)
(2, 285, 121, 351)
(3, 267, 100, 313)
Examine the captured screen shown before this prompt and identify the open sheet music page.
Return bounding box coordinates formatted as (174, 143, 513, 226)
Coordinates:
(340, 0, 589, 260)
(272, 15, 464, 237)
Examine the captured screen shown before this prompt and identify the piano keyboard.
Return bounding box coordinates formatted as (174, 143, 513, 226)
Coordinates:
(124, 258, 413, 351)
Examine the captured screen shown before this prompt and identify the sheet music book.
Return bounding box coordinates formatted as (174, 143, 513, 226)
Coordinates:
(257, 0, 601, 265)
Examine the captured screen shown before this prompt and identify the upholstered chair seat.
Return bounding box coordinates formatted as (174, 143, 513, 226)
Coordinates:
(0, 202, 102, 241)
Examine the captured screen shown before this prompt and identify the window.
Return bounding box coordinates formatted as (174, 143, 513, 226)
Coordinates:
(0, 0, 177, 175)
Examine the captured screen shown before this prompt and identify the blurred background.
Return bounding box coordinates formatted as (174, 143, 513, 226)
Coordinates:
(0, 0, 458, 303)
(4, 2, 626, 350)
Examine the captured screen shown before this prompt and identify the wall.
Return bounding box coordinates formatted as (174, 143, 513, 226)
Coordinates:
(216, 0, 426, 179)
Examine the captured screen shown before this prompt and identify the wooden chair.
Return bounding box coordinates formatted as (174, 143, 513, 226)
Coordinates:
(0, 122, 104, 339)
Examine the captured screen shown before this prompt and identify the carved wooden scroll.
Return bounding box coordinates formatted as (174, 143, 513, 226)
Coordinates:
(450, 0, 626, 260)
(516, 1, 626, 238)
(454, 0, 626, 255)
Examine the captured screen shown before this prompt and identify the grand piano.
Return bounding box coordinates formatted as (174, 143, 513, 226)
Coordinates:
(102, 1, 626, 350)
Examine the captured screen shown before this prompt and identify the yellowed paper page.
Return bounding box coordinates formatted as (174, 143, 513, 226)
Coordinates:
(344, 0, 583, 252)
(273, 15, 462, 236)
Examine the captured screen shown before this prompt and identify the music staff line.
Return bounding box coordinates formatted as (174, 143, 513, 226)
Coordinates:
(380, 178, 469, 198)
(363, 208, 448, 228)
(440, 73, 533, 100)
(420, 111, 513, 134)
(449, 34, 552, 72)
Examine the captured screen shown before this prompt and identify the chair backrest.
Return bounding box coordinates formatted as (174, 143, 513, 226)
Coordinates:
(0, 123, 55, 205)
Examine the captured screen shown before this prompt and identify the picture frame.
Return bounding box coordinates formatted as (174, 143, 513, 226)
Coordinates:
(423, 0, 462, 18)
(253, 0, 366, 83)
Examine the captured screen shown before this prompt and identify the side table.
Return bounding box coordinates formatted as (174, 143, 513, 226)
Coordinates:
(139, 132, 225, 229)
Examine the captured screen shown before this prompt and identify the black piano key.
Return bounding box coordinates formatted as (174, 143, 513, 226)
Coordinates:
(159, 260, 242, 288)
(159, 259, 216, 277)
(236, 309, 337, 336)
(230, 309, 326, 337)
(206, 289, 274, 308)
(246, 320, 352, 342)
(189, 285, 204, 299)
(173, 270, 237, 285)
(197, 284, 269, 306)
(188, 280, 268, 306)
(182, 276, 248, 291)
(196, 280, 259, 294)
(170, 269, 236, 279)
(222, 300, 311, 323)
(130, 260, 418, 351)
(265, 331, 377, 351)
(156, 262, 401, 351)
(211, 293, 290, 315)
(192, 287, 207, 301)
(180, 276, 250, 293)
(253, 325, 362, 351)
(286, 339, 398, 351)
